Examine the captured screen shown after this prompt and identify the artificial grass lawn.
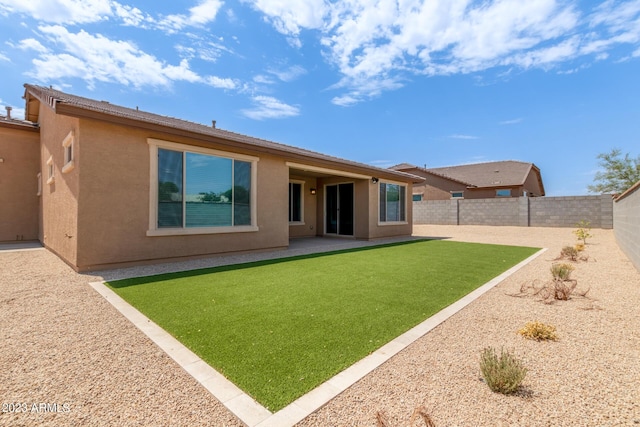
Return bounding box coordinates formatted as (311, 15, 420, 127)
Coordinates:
(107, 240, 538, 411)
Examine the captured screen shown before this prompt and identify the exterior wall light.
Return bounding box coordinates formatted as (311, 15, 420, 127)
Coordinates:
(310, 188, 317, 195)
(371, 177, 379, 184)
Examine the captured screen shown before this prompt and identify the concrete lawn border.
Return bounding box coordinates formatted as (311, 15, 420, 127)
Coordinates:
(89, 247, 546, 427)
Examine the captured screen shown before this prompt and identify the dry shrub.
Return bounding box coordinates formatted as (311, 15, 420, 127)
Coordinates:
(560, 245, 578, 261)
(518, 321, 558, 341)
(376, 406, 436, 427)
(410, 406, 436, 427)
(480, 347, 527, 395)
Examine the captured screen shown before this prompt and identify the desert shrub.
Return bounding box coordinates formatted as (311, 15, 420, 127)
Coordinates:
(551, 263, 574, 280)
(376, 406, 436, 427)
(560, 245, 578, 261)
(518, 321, 558, 341)
(573, 220, 593, 244)
(550, 263, 578, 300)
(480, 347, 527, 394)
(575, 243, 585, 252)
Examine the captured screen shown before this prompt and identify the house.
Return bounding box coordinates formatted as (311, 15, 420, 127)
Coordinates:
(1, 84, 421, 271)
(390, 161, 545, 201)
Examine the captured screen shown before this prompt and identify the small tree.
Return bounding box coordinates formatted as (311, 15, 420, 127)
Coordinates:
(588, 148, 640, 195)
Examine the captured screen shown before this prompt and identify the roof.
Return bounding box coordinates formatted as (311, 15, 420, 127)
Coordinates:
(392, 161, 542, 189)
(23, 84, 422, 183)
(389, 163, 474, 186)
(0, 114, 39, 132)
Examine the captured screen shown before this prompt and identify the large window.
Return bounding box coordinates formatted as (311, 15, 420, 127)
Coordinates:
(149, 140, 257, 235)
(289, 181, 304, 223)
(379, 182, 406, 223)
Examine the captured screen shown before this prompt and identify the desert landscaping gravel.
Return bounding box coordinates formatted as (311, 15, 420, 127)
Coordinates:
(1, 225, 639, 426)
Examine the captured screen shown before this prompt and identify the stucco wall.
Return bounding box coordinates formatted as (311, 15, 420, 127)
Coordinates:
(613, 182, 640, 272)
(38, 107, 80, 265)
(414, 195, 613, 228)
(0, 124, 40, 242)
(73, 118, 291, 271)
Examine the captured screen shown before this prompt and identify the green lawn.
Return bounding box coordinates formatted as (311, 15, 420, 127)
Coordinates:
(107, 240, 538, 411)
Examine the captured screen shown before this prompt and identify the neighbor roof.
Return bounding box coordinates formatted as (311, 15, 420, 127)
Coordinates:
(392, 161, 541, 189)
(23, 84, 422, 183)
(427, 161, 539, 188)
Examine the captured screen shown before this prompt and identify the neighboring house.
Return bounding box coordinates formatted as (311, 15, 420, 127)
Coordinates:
(390, 161, 545, 201)
(1, 84, 421, 271)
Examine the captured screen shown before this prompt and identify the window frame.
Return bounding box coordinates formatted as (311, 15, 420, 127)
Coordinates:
(61, 130, 75, 174)
(378, 180, 408, 225)
(46, 156, 54, 185)
(147, 139, 259, 236)
(288, 180, 305, 225)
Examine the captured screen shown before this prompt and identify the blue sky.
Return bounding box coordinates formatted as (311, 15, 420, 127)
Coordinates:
(1, 0, 639, 196)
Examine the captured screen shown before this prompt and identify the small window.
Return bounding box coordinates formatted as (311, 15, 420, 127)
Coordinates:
(496, 189, 511, 197)
(451, 191, 464, 198)
(379, 182, 406, 223)
(46, 156, 54, 185)
(289, 181, 304, 223)
(62, 131, 75, 173)
(412, 194, 423, 202)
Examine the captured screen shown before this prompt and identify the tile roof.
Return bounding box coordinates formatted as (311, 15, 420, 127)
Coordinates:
(23, 84, 421, 182)
(392, 161, 538, 188)
(427, 161, 535, 188)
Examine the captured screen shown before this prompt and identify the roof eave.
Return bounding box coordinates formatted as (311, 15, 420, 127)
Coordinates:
(53, 102, 418, 183)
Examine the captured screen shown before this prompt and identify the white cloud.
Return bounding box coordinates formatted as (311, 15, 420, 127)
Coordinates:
(204, 75, 238, 89)
(0, 0, 113, 24)
(158, 0, 223, 33)
(267, 65, 307, 82)
(24, 25, 233, 91)
(0, 52, 9, 62)
(17, 38, 49, 53)
(247, 0, 326, 38)
(499, 118, 523, 125)
(241, 95, 300, 120)
(249, 0, 640, 105)
(448, 134, 479, 140)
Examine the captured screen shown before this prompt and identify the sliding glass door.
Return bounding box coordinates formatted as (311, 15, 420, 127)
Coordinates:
(325, 183, 354, 236)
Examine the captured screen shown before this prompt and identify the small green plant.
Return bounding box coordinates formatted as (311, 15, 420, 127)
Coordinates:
(560, 245, 578, 261)
(479, 347, 527, 394)
(551, 263, 574, 280)
(573, 220, 593, 245)
(518, 321, 558, 341)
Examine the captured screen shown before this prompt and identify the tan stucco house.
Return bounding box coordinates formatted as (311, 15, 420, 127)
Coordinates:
(1, 84, 421, 271)
(390, 161, 545, 201)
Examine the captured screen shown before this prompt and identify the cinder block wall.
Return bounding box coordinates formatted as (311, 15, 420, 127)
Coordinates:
(613, 183, 640, 272)
(414, 195, 613, 228)
(459, 198, 521, 226)
(529, 195, 613, 228)
(413, 199, 457, 225)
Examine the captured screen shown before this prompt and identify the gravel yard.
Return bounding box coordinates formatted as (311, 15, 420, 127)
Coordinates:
(1, 225, 639, 426)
